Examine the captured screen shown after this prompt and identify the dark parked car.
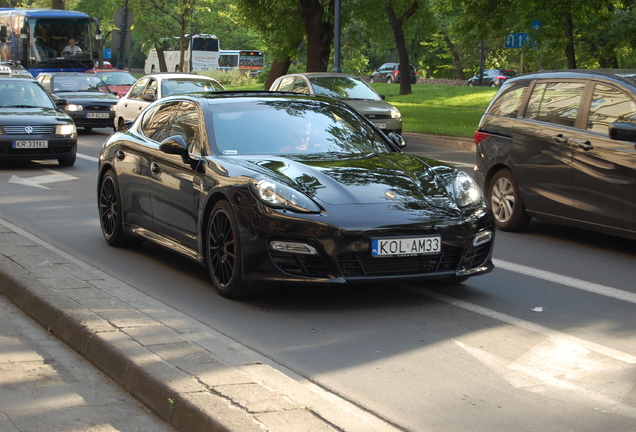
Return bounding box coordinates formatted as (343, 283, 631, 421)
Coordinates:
(36, 72, 119, 131)
(269, 72, 403, 134)
(475, 69, 636, 240)
(0, 74, 77, 166)
(467, 69, 516, 87)
(98, 92, 495, 298)
(370, 63, 417, 84)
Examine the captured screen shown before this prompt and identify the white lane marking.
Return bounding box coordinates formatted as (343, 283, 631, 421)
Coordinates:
(494, 258, 636, 305)
(8, 169, 78, 189)
(415, 288, 636, 364)
(77, 153, 99, 163)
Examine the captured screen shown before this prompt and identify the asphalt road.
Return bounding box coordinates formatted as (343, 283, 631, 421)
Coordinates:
(1, 128, 635, 432)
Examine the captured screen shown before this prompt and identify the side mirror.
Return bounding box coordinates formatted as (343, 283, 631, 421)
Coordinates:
(159, 135, 206, 172)
(387, 132, 407, 149)
(142, 94, 156, 102)
(55, 98, 68, 107)
(609, 122, 636, 143)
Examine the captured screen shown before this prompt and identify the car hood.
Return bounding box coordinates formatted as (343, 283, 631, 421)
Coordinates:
(340, 99, 396, 116)
(0, 107, 72, 123)
(107, 85, 132, 96)
(54, 91, 119, 102)
(221, 152, 462, 211)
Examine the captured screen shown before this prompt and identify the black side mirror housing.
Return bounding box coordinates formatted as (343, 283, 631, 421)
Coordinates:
(387, 132, 407, 149)
(609, 122, 636, 143)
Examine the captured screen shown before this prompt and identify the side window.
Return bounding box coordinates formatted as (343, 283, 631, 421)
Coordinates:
(487, 82, 527, 118)
(277, 77, 294, 92)
(143, 79, 158, 98)
(292, 76, 309, 94)
(140, 102, 179, 142)
(525, 81, 586, 127)
(127, 77, 149, 100)
(170, 101, 203, 155)
(587, 84, 636, 135)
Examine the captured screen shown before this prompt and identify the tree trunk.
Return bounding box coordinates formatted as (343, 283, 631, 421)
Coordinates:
(300, 0, 334, 72)
(386, 2, 419, 96)
(266, 58, 293, 90)
(155, 46, 168, 72)
(441, 31, 465, 80)
(564, 12, 576, 69)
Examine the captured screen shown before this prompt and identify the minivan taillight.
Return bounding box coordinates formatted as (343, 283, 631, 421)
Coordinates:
(474, 130, 490, 146)
(393, 70, 399, 76)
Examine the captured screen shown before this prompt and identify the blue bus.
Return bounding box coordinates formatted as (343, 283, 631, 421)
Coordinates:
(0, 8, 101, 77)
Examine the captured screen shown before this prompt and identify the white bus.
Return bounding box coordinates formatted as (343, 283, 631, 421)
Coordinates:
(145, 34, 220, 74)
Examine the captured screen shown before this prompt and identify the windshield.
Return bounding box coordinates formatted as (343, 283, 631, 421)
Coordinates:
(0, 81, 55, 108)
(210, 98, 393, 156)
(97, 72, 137, 86)
(52, 75, 110, 92)
(28, 18, 94, 66)
(162, 79, 224, 96)
(309, 76, 381, 101)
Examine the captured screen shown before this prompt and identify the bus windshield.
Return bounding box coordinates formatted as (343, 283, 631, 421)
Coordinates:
(0, 9, 99, 76)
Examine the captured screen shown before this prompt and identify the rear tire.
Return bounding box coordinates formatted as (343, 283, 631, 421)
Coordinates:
(386, 76, 394, 84)
(98, 169, 142, 246)
(487, 169, 531, 231)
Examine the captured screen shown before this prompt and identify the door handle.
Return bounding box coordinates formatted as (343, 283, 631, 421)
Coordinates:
(574, 139, 594, 151)
(151, 162, 161, 173)
(552, 134, 569, 143)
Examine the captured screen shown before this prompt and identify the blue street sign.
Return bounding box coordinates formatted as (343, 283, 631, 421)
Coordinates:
(531, 20, 541, 30)
(104, 48, 111, 59)
(505, 33, 529, 49)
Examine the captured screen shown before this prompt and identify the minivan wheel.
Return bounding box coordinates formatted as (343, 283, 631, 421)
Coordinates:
(386, 76, 394, 83)
(487, 169, 531, 231)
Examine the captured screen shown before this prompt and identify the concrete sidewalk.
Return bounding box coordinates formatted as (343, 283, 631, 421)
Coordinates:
(0, 218, 400, 432)
(0, 133, 470, 432)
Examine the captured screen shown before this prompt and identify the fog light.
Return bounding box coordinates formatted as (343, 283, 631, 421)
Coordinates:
(473, 230, 493, 247)
(270, 241, 318, 255)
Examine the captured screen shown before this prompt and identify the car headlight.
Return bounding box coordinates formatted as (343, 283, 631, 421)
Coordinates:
(249, 178, 321, 213)
(110, 104, 117, 111)
(65, 104, 83, 111)
(390, 107, 401, 119)
(450, 171, 483, 208)
(55, 123, 76, 135)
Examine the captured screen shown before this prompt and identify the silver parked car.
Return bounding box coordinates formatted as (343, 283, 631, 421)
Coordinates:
(269, 72, 403, 134)
(113, 72, 224, 130)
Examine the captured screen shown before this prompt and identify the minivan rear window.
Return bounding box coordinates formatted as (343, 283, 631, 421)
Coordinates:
(487, 82, 527, 118)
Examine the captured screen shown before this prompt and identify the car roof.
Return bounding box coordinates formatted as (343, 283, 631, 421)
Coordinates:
(142, 73, 218, 80)
(506, 69, 636, 88)
(0, 75, 38, 83)
(88, 69, 132, 73)
(152, 90, 349, 106)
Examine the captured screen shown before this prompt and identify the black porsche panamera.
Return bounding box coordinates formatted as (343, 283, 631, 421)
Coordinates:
(97, 91, 495, 298)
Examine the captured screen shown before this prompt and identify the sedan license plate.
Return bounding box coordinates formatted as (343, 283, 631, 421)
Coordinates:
(86, 112, 110, 119)
(372, 236, 441, 257)
(13, 140, 48, 149)
(374, 122, 387, 129)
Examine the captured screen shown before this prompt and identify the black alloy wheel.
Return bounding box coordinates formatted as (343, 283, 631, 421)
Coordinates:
(98, 169, 141, 246)
(487, 169, 531, 231)
(207, 200, 250, 298)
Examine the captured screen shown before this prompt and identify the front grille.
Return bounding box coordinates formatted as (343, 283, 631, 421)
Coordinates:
(338, 247, 462, 277)
(365, 114, 391, 120)
(85, 105, 112, 111)
(2, 125, 54, 135)
(461, 242, 492, 269)
(270, 251, 330, 277)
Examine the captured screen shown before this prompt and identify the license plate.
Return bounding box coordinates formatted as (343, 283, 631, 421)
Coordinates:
(374, 122, 387, 129)
(372, 236, 441, 257)
(86, 112, 110, 119)
(13, 140, 48, 149)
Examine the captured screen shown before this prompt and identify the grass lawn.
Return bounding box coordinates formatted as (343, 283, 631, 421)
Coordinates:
(225, 81, 498, 138)
(370, 83, 498, 137)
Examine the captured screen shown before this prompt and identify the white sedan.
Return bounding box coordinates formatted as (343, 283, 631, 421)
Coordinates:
(113, 73, 224, 131)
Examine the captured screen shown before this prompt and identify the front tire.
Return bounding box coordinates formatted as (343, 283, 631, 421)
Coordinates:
(386, 76, 394, 84)
(487, 169, 531, 231)
(206, 200, 250, 298)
